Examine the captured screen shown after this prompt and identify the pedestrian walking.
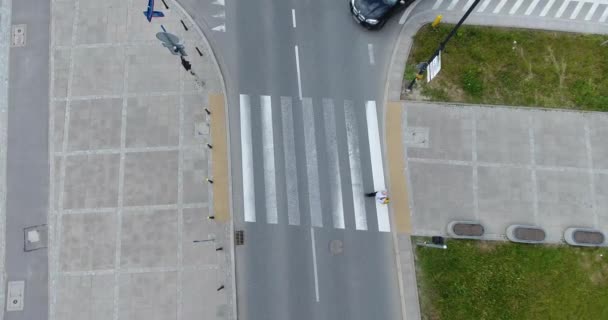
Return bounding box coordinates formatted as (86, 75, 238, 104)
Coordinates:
(366, 190, 389, 204)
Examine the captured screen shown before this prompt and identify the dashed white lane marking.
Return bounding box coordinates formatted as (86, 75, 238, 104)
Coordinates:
(540, 0, 556, 17)
(365, 101, 390, 232)
(599, 5, 608, 22)
(295, 46, 302, 100)
(554, 0, 571, 18)
(477, 0, 492, 12)
(570, 0, 584, 19)
(432, 0, 444, 10)
(509, 0, 524, 14)
(292, 9, 296, 28)
(525, 0, 541, 15)
(447, 0, 459, 10)
(585, 2, 599, 20)
(463, 0, 475, 11)
(323, 99, 345, 229)
(493, 0, 508, 13)
(345, 101, 367, 231)
(261, 95, 278, 224)
(367, 43, 375, 65)
(310, 227, 320, 302)
(240, 94, 256, 222)
(281, 97, 301, 226)
(303, 98, 323, 227)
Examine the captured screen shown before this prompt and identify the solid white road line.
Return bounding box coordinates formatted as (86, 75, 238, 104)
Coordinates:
(463, 0, 475, 11)
(292, 9, 296, 28)
(367, 44, 375, 65)
(240, 94, 256, 222)
(281, 97, 301, 226)
(554, 0, 571, 18)
(570, 0, 584, 19)
(295, 46, 303, 100)
(493, 0, 508, 13)
(365, 101, 390, 232)
(310, 227, 320, 302)
(540, 0, 555, 17)
(345, 101, 367, 231)
(323, 99, 345, 229)
(303, 98, 323, 227)
(447, 0, 459, 10)
(261, 95, 278, 224)
(477, 0, 492, 12)
(508, 0, 524, 14)
(524, 0, 541, 15)
(584, 2, 599, 20)
(600, 6, 608, 22)
(432, 0, 444, 10)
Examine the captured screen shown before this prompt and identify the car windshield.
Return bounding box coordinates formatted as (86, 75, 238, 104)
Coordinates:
(384, 0, 398, 4)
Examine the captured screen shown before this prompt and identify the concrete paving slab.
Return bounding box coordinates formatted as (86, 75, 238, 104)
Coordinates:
(182, 209, 223, 266)
(121, 210, 178, 268)
(55, 274, 115, 320)
(182, 269, 228, 320)
(51, 1, 75, 47)
(123, 151, 178, 206)
(118, 271, 178, 320)
(478, 166, 534, 235)
(52, 100, 66, 151)
(537, 170, 594, 241)
(71, 47, 125, 96)
(60, 213, 117, 271)
(182, 148, 208, 204)
(182, 93, 208, 146)
(127, 45, 180, 94)
(52, 48, 70, 98)
(594, 173, 608, 230)
(76, 0, 128, 45)
(410, 161, 474, 234)
(63, 154, 120, 209)
(476, 108, 531, 164)
(126, 95, 180, 148)
(532, 111, 588, 168)
(68, 98, 123, 151)
(589, 116, 608, 170)
(406, 104, 472, 161)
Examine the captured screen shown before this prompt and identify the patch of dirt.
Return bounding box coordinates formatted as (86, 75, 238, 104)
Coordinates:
(477, 241, 498, 253)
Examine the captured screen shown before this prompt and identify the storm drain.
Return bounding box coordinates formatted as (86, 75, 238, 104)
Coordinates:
(235, 230, 244, 245)
(329, 240, 343, 255)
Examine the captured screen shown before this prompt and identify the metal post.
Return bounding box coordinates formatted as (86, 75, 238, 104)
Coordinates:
(407, 0, 482, 91)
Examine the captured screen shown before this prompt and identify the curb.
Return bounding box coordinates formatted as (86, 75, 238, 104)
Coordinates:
(170, 1, 237, 319)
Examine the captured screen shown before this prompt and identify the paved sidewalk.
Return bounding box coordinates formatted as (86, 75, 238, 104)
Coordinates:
(48, 0, 232, 319)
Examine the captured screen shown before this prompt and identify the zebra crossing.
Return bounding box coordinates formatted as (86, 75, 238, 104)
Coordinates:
(238, 94, 391, 232)
(430, 0, 608, 22)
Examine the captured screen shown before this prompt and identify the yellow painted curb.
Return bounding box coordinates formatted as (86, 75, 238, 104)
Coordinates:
(210, 93, 229, 223)
(386, 101, 412, 234)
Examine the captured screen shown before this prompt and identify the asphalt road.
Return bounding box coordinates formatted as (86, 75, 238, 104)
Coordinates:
(178, 0, 405, 318)
(4, 0, 50, 319)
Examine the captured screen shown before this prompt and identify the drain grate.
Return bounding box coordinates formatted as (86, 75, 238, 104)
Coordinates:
(235, 230, 244, 245)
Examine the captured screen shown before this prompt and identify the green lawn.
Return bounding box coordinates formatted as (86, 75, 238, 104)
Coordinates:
(404, 24, 608, 111)
(415, 239, 608, 320)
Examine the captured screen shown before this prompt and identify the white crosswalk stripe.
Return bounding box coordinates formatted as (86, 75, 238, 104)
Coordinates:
(238, 94, 391, 232)
(433, 0, 445, 10)
(525, 0, 542, 15)
(322, 99, 345, 229)
(447, 0, 460, 11)
(509, 0, 525, 14)
(477, 0, 493, 12)
(555, 0, 572, 18)
(280, 97, 301, 226)
(493, 0, 509, 13)
(570, 0, 585, 19)
(585, 2, 600, 20)
(463, 0, 476, 11)
(540, 0, 556, 17)
(261, 95, 278, 224)
(599, 5, 608, 22)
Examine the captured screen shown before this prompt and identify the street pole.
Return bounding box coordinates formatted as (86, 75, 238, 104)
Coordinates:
(407, 0, 482, 92)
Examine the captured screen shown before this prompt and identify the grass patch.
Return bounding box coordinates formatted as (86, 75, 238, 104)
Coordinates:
(404, 24, 608, 111)
(415, 239, 608, 320)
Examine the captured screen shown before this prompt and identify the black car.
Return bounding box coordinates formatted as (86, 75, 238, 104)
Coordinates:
(349, 0, 414, 29)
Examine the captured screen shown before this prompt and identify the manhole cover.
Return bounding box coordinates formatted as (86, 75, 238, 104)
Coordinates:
(329, 240, 343, 255)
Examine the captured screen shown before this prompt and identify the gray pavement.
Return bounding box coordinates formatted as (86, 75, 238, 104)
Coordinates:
(403, 101, 608, 243)
(47, 0, 231, 319)
(4, 0, 50, 319)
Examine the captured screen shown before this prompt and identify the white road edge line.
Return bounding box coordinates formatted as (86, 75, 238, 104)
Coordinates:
(240, 94, 256, 222)
(367, 43, 375, 65)
(261, 95, 278, 224)
(365, 101, 390, 232)
(311, 227, 320, 302)
(295, 45, 302, 100)
(292, 9, 296, 28)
